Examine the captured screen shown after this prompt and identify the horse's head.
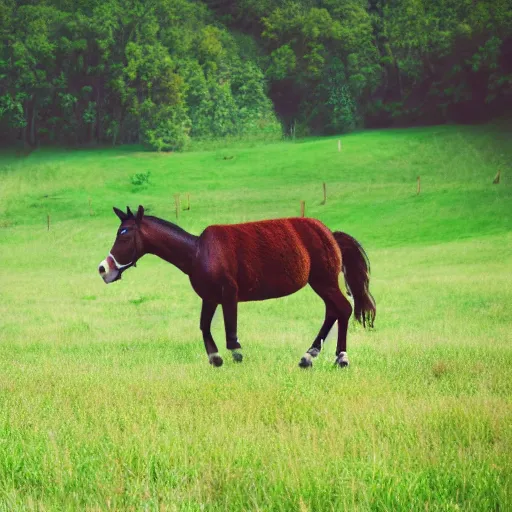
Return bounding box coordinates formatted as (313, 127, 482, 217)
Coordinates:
(98, 205, 144, 284)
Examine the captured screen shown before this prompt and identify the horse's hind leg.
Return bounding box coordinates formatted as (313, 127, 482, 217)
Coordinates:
(330, 289, 353, 367)
(305, 278, 353, 368)
(221, 283, 243, 363)
(299, 300, 337, 368)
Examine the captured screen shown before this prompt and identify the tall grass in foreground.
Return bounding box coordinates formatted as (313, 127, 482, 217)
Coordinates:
(0, 123, 511, 510)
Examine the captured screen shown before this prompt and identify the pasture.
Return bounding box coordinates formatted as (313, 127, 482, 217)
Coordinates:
(0, 124, 511, 510)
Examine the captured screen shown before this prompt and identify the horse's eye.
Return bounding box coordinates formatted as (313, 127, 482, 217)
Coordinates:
(119, 228, 128, 235)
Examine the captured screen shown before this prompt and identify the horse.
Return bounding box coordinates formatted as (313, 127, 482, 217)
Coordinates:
(98, 205, 376, 368)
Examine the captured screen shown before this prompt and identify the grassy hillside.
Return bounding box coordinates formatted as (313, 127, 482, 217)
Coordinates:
(0, 123, 511, 510)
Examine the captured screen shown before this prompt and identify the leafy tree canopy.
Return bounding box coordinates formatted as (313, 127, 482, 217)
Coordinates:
(1, 0, 511, 148)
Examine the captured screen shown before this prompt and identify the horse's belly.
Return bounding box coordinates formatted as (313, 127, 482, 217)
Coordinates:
(237, 254, 309, 302)
(238, 280, 305, 302)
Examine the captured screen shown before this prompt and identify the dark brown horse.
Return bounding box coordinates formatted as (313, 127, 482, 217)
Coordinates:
(98, 206, 375, 368)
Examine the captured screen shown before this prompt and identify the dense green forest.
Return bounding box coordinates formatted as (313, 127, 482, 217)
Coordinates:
(1, 0, 511, 150)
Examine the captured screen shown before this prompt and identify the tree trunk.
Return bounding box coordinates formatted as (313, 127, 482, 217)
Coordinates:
(395, 58, 403, 100)
(22, 100, 28, 147)
(30, 104, 37, 147)
(96, 85, 101, 144)
(23, 98, 37, 148)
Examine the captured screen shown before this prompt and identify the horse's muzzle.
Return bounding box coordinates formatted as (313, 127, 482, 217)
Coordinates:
(98, 258, 121, 284)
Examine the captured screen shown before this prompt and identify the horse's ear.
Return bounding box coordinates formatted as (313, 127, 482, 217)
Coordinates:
(126, 206, 134, 217)
(113, 207, 128, 221)
(136, 205, 144, 224)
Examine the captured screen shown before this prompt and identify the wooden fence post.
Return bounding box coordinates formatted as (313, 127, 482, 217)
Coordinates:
(321, 182, 327, 205)
(493, 170, 501, 184)
(174, 194, 180, 220)
(300, 200, 305, 217)
(47, 213, 50, 231)
(338, 140, 341, 152)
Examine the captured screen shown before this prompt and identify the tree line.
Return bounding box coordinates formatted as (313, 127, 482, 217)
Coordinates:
(1, 0, 511, 150)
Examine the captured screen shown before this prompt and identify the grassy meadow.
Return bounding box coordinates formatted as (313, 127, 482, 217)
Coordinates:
(0, 123, 511, 510)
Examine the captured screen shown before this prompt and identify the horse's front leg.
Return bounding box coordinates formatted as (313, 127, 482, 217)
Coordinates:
(222, 286, 243, 363)
(200, 300, 223, 367)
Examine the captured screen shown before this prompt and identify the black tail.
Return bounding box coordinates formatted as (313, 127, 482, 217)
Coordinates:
(333, 231, 376, 328)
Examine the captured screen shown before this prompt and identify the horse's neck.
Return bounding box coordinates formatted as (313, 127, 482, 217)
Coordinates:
(141, 219, 197, 275)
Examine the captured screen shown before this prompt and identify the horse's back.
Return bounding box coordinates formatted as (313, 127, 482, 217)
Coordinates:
(196, 218, 340, 301)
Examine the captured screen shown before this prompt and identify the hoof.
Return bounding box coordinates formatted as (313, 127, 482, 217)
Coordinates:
(299, 348, 320, 369)
(231, 350, 243, 363)
(209, 353, 224, 367)
(335, 352, 349, 368)
(299, 356, 313, 368)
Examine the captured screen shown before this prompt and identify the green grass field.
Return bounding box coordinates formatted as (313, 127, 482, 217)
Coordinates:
(1, 123, 511, 511)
